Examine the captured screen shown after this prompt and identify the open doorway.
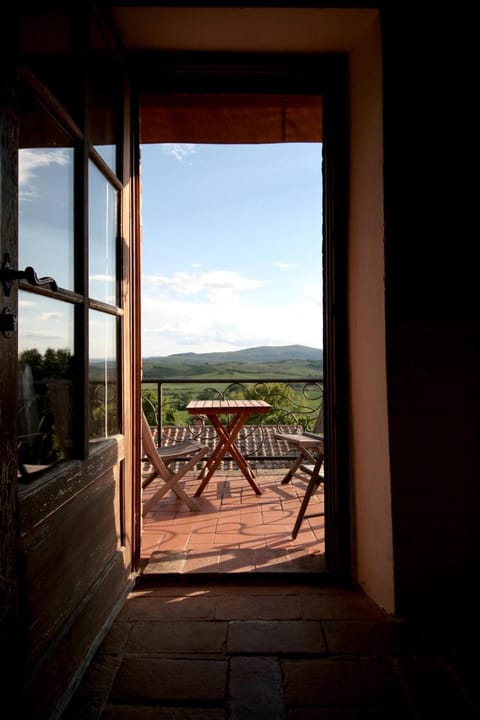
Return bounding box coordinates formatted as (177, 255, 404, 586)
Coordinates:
(139, 137, 326, 575)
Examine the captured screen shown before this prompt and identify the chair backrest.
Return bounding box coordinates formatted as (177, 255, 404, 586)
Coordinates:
(312, 401, 324, 435)
(141, 409, 169, 478)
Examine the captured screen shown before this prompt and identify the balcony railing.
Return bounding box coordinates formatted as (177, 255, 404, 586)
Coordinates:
(141, 377, 323, 468)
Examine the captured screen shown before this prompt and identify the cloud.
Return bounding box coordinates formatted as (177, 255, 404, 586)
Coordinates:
(41, 312, 64, 321)
(161, 144, 197, 162)
(19, 148, 71, 200)
(143, 269, 263, 303)
(141, 266, 322, 356)
(141, 294, 322, 357)
(21, 330, 67, 343)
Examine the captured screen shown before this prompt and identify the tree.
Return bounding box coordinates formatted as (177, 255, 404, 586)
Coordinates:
(142, 390, 177, 426)
(142, 390, 158, 426)
(245, 383, 296, 425)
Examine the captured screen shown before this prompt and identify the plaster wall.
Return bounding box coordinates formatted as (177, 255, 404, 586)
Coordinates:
(346, 16, 394, 613)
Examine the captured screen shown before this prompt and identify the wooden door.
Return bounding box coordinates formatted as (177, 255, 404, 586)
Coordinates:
(3, 7, 140, 719)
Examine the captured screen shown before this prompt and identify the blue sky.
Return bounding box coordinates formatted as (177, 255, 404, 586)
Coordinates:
(140, 142, 323, 357)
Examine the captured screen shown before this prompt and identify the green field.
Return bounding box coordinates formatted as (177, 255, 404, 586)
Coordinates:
(141, 346, 324, 428)
(142, 357, 322, 381)
(142, 368, 322, 429)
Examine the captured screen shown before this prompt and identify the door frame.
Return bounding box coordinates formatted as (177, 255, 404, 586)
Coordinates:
(0, 11, 21, 712)
(134, 51, 351, 580)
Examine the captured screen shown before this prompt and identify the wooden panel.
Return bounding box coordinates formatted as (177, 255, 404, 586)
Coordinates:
(18, 439, 125, 668)
(22, 550, 133, 720)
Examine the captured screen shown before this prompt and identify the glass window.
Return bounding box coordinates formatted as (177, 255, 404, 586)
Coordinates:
(17, 292, 75, 475)
(89, 310, 119, 440)
(19, 82, 75, 291)
(88, 161, 118, 305)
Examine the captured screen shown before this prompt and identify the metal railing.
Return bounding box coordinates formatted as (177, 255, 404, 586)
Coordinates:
(141, 377, 323, 467)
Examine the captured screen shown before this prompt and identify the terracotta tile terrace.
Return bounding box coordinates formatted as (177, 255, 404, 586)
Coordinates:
(141, 467, 325, 576)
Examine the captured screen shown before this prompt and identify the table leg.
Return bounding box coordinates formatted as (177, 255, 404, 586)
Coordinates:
(194, 412, 262, 496)
(215, 413, 261, 492)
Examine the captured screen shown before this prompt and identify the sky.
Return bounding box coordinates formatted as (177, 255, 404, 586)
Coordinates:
(16, 141, 323, 359)
(140, 142, 323, 358)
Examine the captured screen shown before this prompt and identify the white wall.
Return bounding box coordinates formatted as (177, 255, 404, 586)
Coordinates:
(347, 15, 395, 613)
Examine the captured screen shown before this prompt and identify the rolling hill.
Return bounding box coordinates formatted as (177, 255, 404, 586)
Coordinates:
(142, 345, 323, 379)
(164, 344, 322, 364)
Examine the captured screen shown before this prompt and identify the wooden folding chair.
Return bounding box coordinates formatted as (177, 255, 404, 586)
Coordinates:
(292, 453, 325, 539)
(141, 410, 207, 515)
(274, 404, 324, 485)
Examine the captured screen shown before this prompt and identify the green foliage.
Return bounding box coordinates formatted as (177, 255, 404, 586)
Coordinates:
(198, 387, 219, 400)
(222, 382, 297, 425)
(163, 402, 177, 424)
(19, 347, 73, 380)
(141, 389, 177, 426)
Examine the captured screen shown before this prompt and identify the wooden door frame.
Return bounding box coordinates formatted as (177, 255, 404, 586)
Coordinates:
(0, 10, 21, 713)
(134, 51, 351, 580)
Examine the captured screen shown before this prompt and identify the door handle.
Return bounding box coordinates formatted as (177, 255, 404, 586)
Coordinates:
(0, 253, 57, 296)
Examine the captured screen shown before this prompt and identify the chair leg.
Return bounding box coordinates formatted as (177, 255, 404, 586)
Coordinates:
(281, 451, 304, 484)
(292, 473, 323, 540)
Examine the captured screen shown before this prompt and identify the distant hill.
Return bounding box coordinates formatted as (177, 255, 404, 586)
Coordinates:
(163, 344, 322, 364)
(142, 345, 323, 380)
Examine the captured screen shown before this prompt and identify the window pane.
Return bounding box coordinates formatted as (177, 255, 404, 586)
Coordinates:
(89, 17, 120, 173)
(19, 82, 74, 291)
(18, 292, 74, 475)
(89, 310, 119, 439)
(89, 162, 118, 305)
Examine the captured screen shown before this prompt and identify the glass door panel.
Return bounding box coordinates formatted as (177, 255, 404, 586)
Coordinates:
(89, 310, 119, 440)
(17, 292, 74, 475)
(18, 81, 75, 291)
(88, 161, 118, 305)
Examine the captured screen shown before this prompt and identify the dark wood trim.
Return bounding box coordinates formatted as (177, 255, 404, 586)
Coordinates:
(88, 148, 124, 190)
(88, 298, 124, 315)
(134, 51, 343, 96)
(74, 9, 90, 461)
(129, 81, 143, 570)
(19, 66, 84, 142)
(110, 1, 377, 7)
(322, 57, 351, 582)
(18, 281, 84, 304)
(93, 2, 129, 69)
(0, 11, 21, 714)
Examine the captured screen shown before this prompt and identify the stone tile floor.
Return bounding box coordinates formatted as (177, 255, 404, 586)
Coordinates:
(61, 578, 478, 719)
(61, 469, 479, 719)
(141, 470, 325, 575)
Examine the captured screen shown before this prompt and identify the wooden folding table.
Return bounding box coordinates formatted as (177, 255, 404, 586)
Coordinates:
(186, 399, 272, 496)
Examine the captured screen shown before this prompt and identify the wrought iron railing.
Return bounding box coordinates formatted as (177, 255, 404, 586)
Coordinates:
(17, 375, 324, 474)
(141, 377, 323, 468)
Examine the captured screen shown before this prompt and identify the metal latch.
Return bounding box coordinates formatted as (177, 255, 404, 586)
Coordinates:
(0, 253, 57, 296)
(0, 307, 17, 338)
